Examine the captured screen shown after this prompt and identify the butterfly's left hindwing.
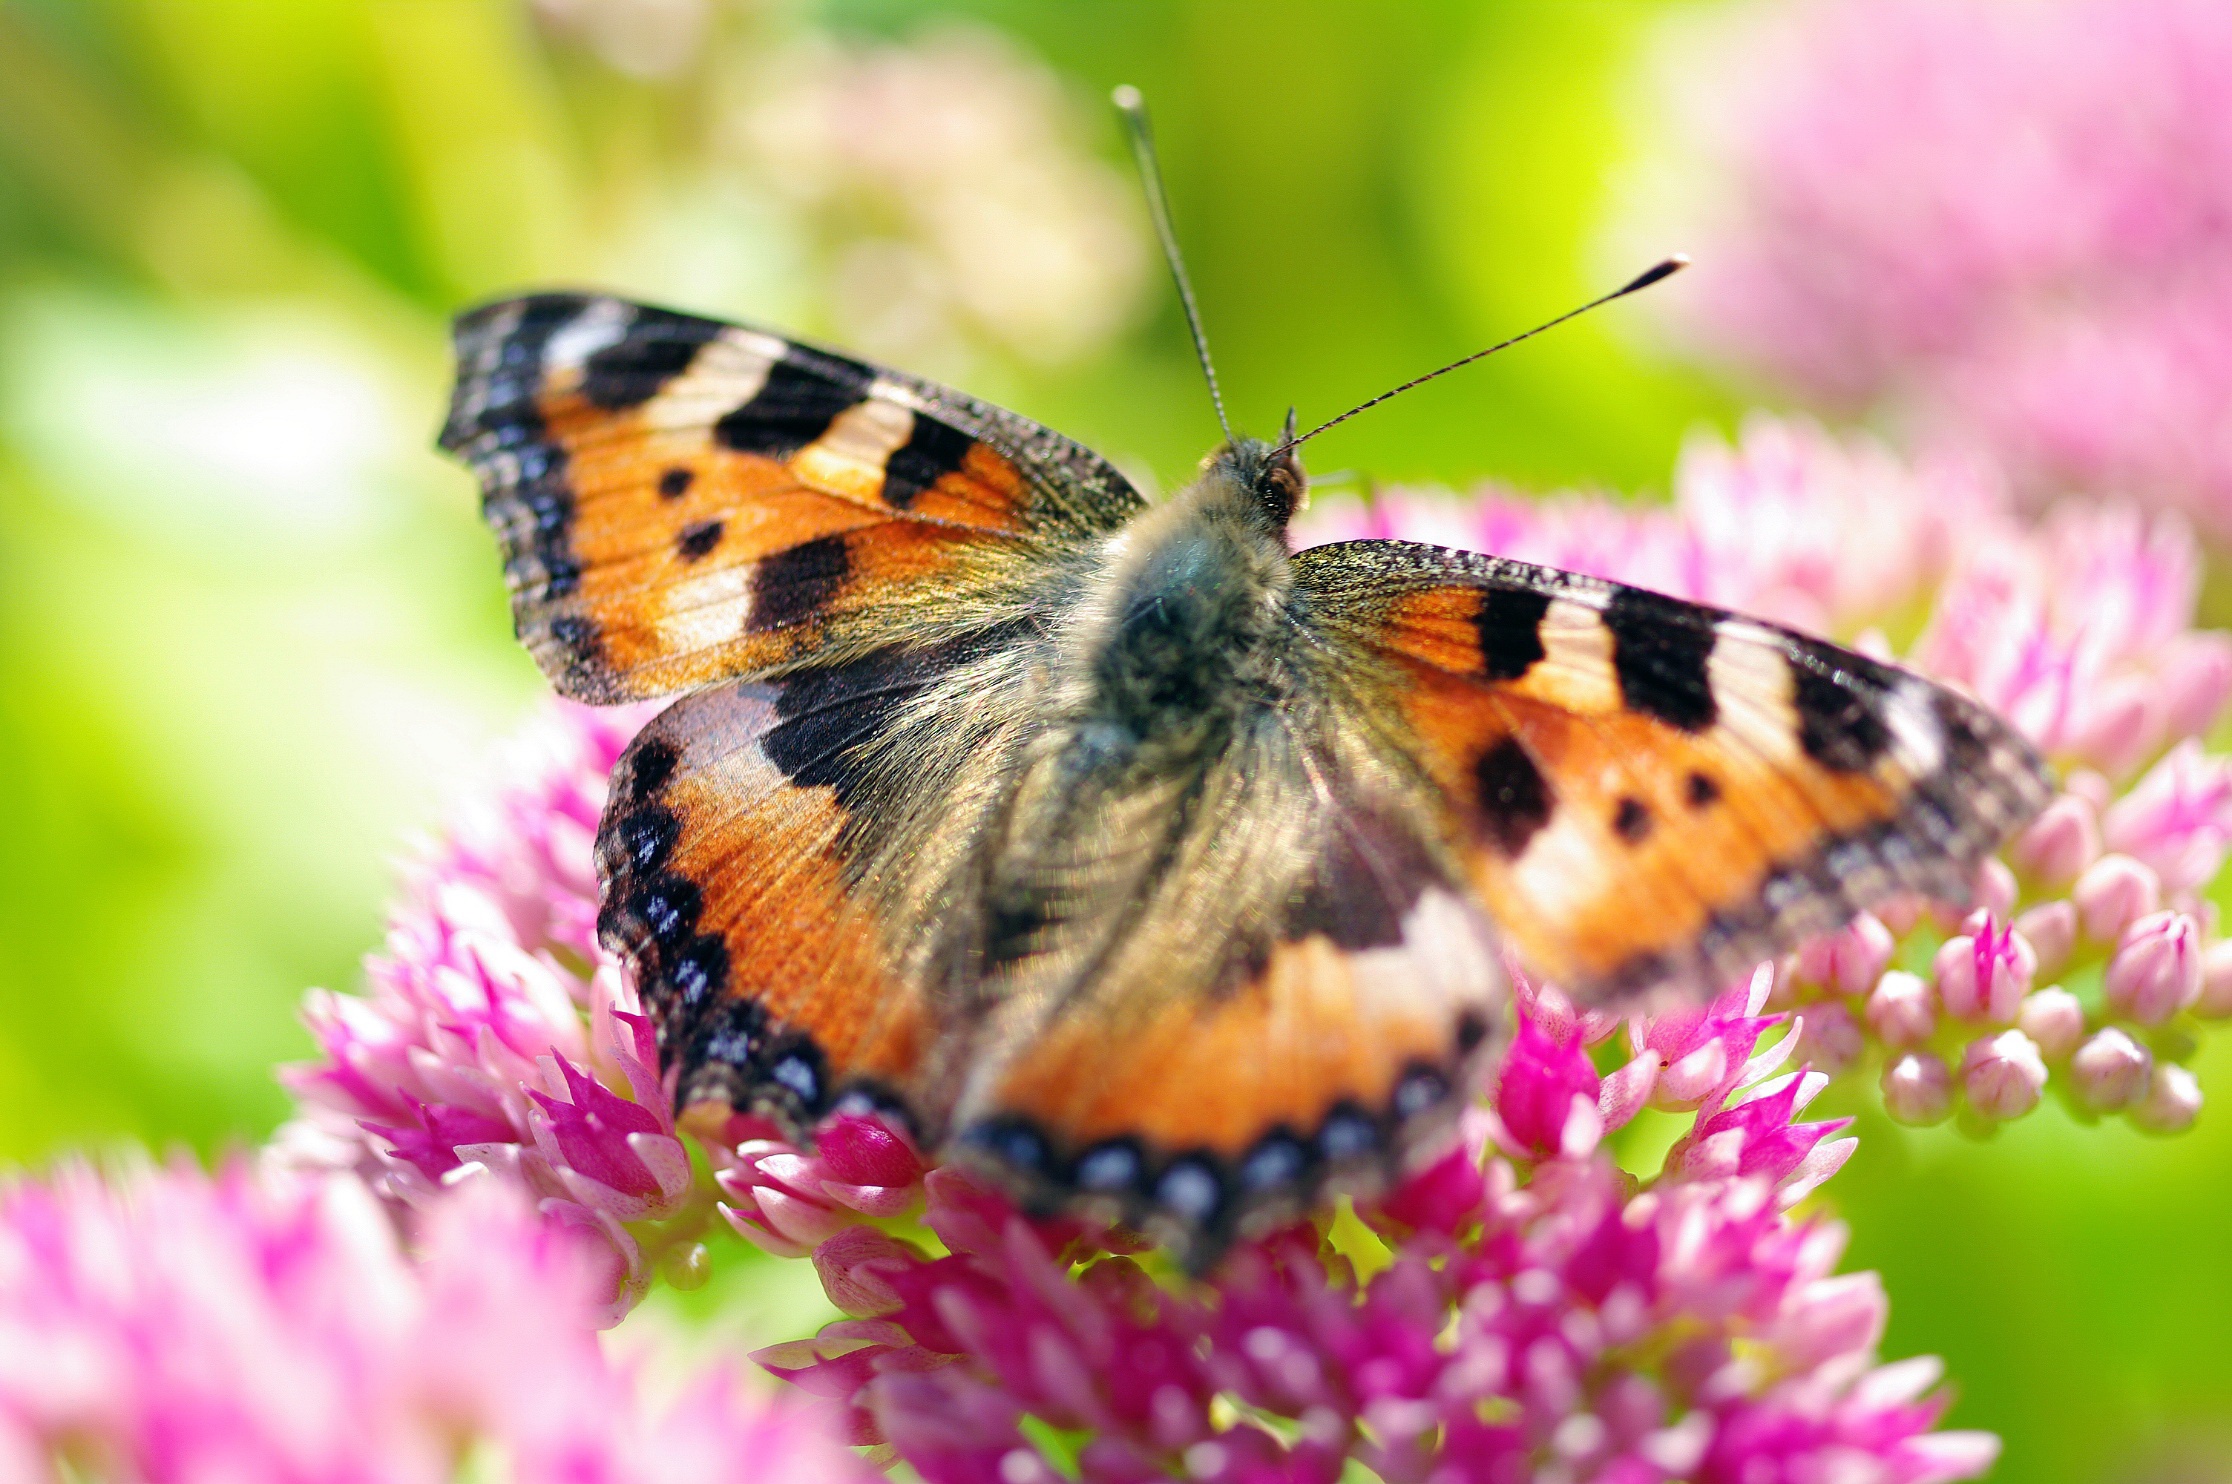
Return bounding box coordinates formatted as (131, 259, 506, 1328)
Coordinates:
(1293, 540, 2052, 1001)
(594, 620, 1051, 1139)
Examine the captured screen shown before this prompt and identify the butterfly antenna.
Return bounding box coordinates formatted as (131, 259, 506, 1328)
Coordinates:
(1275, 255, 1690, 456)
(1114, 85, 1233, 444)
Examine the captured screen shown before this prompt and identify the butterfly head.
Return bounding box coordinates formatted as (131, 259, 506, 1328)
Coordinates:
(1201, 413, 1307, 534)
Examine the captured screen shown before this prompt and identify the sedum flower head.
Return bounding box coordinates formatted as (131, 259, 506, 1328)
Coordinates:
(0, 1158, 865, 1484)
(275, 702, 709, 1316)
(750, 997, 1985, 1484)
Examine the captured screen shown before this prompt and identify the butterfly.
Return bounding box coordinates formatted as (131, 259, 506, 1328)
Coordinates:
(437, 285, 2049, 1266)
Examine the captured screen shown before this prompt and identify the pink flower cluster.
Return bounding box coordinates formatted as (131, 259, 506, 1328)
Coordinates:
(1315, 417, 1993, 638)
(274, 701, 705, 1316)
(1652, 0, 2232, 534)
(0, 1159, 866, 1484)
(1304, 414, 2232, 1134)
(741, 986, 1989, 1484)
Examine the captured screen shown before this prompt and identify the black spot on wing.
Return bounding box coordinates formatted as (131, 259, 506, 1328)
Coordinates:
(679, 999, 764, 1096)
(762, 1039, 830, 1122)
(1475, 735, 1554, 857)
(760, 623, 1035, 809)
(543, 613, 602, 672)
(623, 735, 682, 795)
(1613, 796, 1652, 843)
(611, 804, 680, 875)
(1603, 587, 1718, 731)
(746, 535, 850, 633)
(880, 414, 977, 508)
(1475, 586, 1551, 681)
(663, 935, 729, 1015)
(579, 308, 723, 409)
(676, 519, 724, 562)
(1235, 1131, 1313, 1198)
(1686, 770, 1721, 808)
(713, 349, 873, 460)
(659, 466, 694, 499)
(1073, 1139, 1148, 1197)
(1155, 1158, 1226, 1228)
(1788, 637, 1896, 772)
(760, 649, 920, 807)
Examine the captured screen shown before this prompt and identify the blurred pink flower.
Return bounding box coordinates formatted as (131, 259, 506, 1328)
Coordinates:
(1911, 506, 2232, 771)
(0, 1159, 865, 1484)
(754, 1003, 1977, 1484)
(275, 702, 703, 1315)
(1307, 415, 1989, 634)
(2101, 740, 2232, 891)
(720, 1113, 929, 1258)
(1650, 0, 2232, 533)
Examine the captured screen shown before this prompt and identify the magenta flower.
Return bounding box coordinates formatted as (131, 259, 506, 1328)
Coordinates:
(2102, 911, 2204, 1025)
(1911, 506, 2232, 772)
(0, 1159, 866, 1484)
(1309, 415, 1986, 635)
(275, 701, 707, 1315)
(1489, 1015, 1613, 1158)
(753, 1003, 1980, 1484)
(1646, 0, 2232, 535)
(720, 1114, 929, 1258)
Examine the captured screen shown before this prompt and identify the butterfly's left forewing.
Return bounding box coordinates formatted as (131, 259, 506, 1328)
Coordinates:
(1293, 540, 2052, 1001)
(440, 294, 1142, 703)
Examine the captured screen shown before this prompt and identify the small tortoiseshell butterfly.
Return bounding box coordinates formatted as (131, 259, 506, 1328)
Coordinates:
(438, 108, 2049, 1267)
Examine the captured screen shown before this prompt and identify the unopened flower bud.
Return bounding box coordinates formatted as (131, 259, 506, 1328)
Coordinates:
(1875, 894, 1924, 937)
(2069, 680, 2157, 778)
(2069, 1029, 2151, 1112)
(2012, 900, 2077, 979)
(1961, 1031, 2047, 1121)
(2064, 769, 2113, 811)
(2158, 631, 2232, 740)
(1973, 858, 2019, 921)
(1798, 1002, 1865, 1076)
(1934, 921, 2034, 1023)
(2197, 938, 2232, 1019)
(2102, 911, 2203, 1025)
(1865, 970, 1936, 1049)
(1796, 913, 1895, 996)
(2132, 1063, 2203, 1133)
(1882, 1052, 1953, 1125)
(2075, 854, 2161, 943)
(2012, 795, 2100, 886)
(2014, 987, 2086, 1060)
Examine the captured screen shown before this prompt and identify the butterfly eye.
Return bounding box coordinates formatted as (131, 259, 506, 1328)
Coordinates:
(1255, 451, 1307, 527)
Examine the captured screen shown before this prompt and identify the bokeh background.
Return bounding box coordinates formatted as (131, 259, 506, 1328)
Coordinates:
(2, 2, 2227, 1479)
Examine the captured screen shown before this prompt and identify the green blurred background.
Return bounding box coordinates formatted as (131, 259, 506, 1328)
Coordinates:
(0, 2, 2223, 1479)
